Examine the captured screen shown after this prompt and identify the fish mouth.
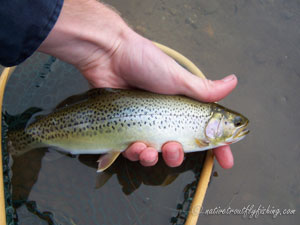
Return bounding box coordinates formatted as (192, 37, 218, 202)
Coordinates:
(233, 121, 250, 139)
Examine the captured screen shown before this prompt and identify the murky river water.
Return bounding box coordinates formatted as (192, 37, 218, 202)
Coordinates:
(2, 0, 299, 224)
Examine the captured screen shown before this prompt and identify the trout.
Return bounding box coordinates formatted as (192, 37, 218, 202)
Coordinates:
(8, 89, 249, 172)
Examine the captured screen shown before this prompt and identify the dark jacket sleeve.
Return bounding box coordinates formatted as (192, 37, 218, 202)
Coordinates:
(0, 0, 63, 67)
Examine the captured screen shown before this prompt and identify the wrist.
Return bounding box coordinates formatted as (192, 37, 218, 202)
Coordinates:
(38, 0, 130, 68)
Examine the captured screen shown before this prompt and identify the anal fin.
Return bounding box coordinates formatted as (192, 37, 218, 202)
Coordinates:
(97, 151, 121, 173)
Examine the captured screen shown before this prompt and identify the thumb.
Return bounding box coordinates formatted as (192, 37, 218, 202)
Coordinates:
(177, 72, 238, 102)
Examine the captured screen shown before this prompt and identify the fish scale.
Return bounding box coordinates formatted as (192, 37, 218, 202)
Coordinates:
(35, 89, 212, 152)
(8, 88, 249, 171)
(9, 89, 212, 154)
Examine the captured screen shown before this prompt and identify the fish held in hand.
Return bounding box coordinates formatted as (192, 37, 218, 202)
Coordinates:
(7, 89, 249, 172)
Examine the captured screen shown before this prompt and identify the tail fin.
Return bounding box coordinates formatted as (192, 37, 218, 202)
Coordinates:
(4, 107, 43, 156)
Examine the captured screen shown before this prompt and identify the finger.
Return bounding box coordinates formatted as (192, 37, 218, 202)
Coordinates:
(147, 46, 237, 102)
(161, 142, 184, 167)
(178, 72, 238, 102)
(139, 147, 158, 167)
(123, 142, 147, 161)
(213, 145, 234, 169)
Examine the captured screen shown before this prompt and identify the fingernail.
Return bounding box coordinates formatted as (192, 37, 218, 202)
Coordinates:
(147, 151, 157, 163)
(222, 74, 236, 82)
(167, 148, 179, 161)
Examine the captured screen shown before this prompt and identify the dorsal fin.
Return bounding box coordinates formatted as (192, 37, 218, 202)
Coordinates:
(55, 89, 100, 109)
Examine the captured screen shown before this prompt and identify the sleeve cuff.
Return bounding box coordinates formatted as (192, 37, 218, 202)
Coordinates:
(0, 0, 64, 66)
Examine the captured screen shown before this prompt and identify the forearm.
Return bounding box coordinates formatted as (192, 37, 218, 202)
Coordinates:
(38, 0, 131, 68)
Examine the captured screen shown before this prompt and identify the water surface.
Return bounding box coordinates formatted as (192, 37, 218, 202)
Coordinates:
(3, 0, 300, 224)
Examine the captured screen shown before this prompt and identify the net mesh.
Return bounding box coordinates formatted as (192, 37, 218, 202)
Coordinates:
(2, 121, 15, 225)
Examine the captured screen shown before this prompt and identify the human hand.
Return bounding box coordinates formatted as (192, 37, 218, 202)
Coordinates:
(39, 0, 237, 169)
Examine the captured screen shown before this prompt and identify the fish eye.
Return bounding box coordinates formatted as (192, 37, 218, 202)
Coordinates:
(234, 116, 243, 127)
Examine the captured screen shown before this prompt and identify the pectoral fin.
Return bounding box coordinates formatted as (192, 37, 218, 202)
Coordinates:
(97, 151, 121, 173)
(195, 138, 209, 148)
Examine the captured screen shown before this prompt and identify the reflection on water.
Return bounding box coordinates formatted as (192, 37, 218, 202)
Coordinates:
(10, 146, 205, 224)
(80, 153, 205, 195)
(3, 0, 300, 224)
